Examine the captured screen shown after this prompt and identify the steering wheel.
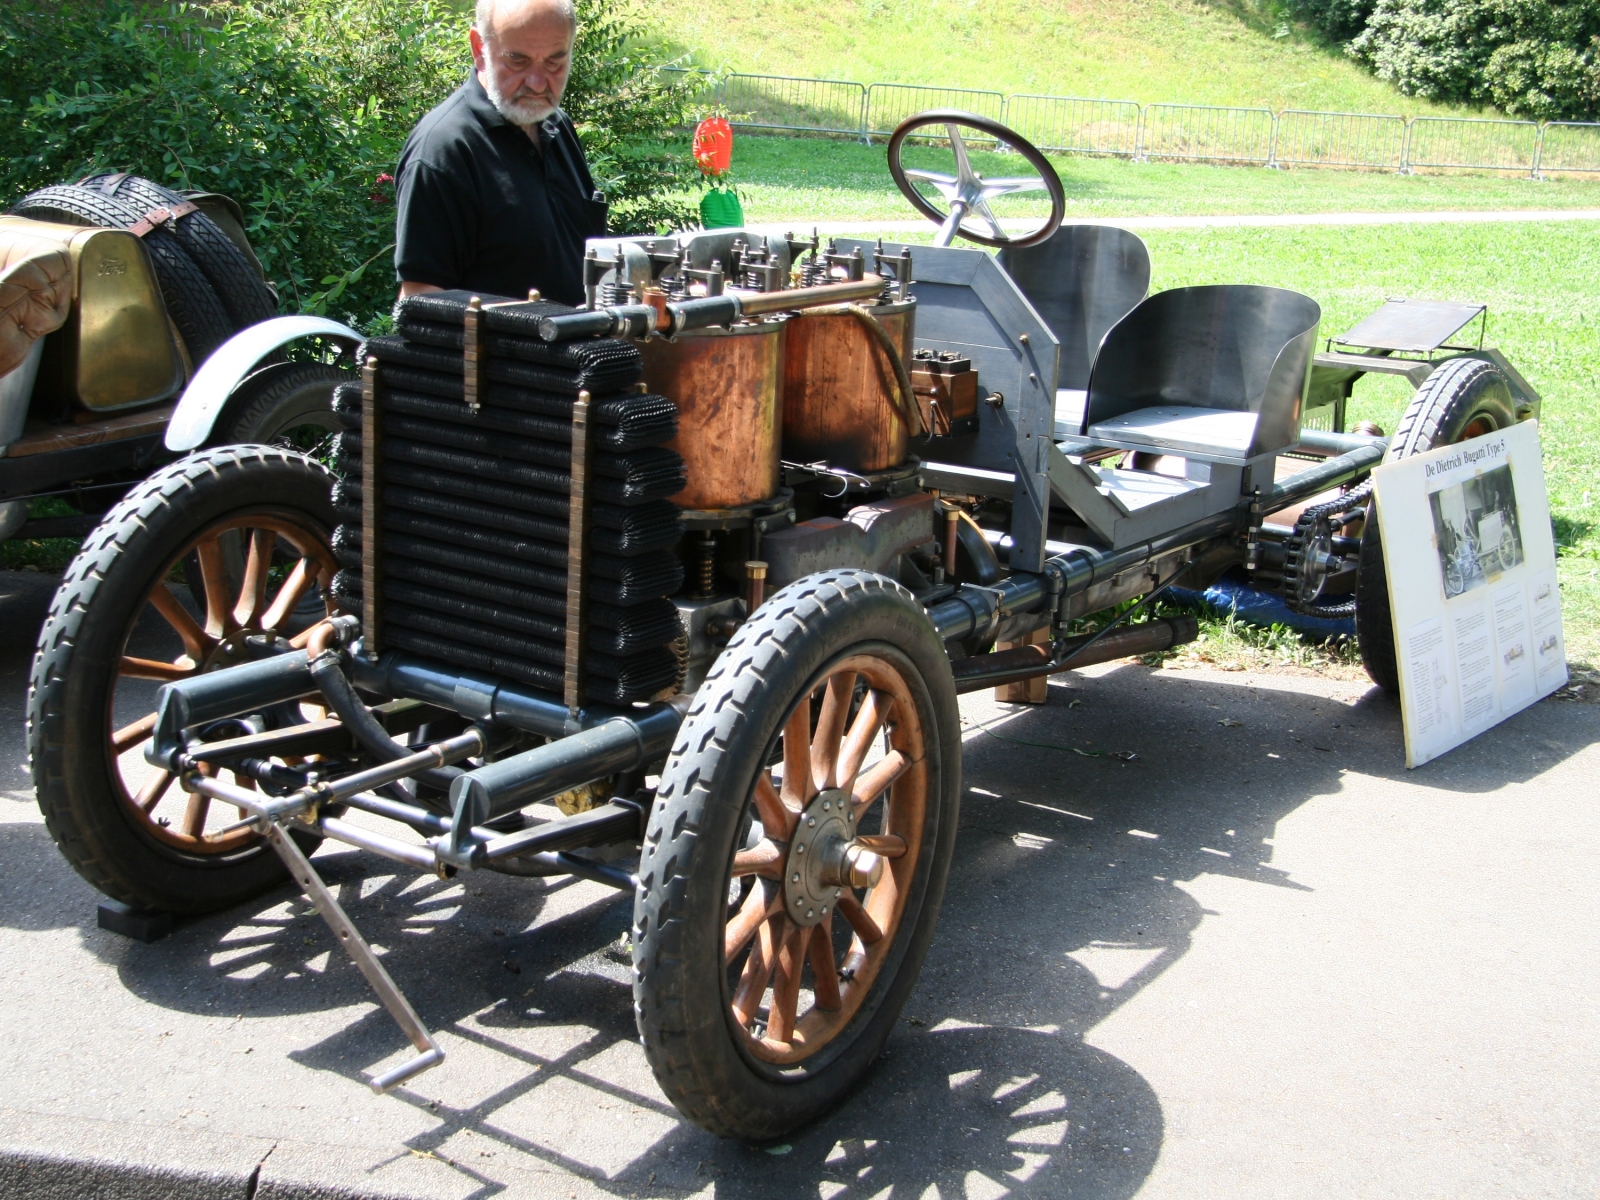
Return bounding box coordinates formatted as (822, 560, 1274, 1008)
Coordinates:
(887, 110, 1066, 249)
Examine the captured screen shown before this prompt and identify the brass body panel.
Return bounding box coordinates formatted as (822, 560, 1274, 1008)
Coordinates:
(644, 319, 785, 510)
(781, 300, 915, 473)
(0, 216, 182, 414)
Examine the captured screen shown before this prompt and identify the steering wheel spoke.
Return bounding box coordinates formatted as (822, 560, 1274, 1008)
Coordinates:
(887, 110, 1065, 249)
(970, 197, 1008, 241)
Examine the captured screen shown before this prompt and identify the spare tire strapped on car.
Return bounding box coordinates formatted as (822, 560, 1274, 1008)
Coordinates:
(9, 183, 235, 364)
(78, 173, 277, 328)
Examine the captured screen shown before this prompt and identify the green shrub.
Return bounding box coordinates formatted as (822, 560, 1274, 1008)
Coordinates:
(1283, 0, 1376, 45)
(1348, 0, 1600, 119)
(0, 0, 699, 328)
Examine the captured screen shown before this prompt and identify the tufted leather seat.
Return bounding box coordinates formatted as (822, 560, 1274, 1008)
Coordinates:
(0, 219, 74, 378)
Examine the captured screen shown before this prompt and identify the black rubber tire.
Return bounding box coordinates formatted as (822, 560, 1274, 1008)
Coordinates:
(81, 173, 277, 328)
(28, 446, 337, 915)
(212, 361, 348, 450)
(1356, 357, 1520, 692)
(633, 569, 962, 1140)
(11, 183, 234, 364)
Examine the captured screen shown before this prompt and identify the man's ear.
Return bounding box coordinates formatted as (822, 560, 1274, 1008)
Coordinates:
(469, 26, 488, 75)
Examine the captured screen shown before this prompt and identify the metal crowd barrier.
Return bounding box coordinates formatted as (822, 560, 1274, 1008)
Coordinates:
(1005, 95, 1142, 156)
(1403, 116, 1540, 174)
(1138, 102, 1276, 164)
(1274, 109, 1406, 171)
(657, 68, 1597, 178)
(721, 72, 868, 139)
(866, 83, 1005, 140)
(1534, 121, 1600, 176)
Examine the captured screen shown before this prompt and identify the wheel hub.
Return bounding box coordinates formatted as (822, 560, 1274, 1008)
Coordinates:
(784, 789, 885, 928)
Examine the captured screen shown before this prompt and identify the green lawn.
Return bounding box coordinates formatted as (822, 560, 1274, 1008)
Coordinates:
(647, 0, 1482, 116)
(720, 135, 1600, 226)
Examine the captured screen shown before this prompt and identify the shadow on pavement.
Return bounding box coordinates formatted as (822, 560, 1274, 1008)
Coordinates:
(9, 557, 1593, 1198)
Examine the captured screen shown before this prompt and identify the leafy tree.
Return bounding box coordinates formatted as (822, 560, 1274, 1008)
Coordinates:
(1283, 0, 1376, 45)
(0, 0, 699, 326)
(1348, 0, 1600, 119)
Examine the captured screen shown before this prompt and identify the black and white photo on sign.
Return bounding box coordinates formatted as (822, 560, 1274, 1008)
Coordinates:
(1428, 462, 1524, 600)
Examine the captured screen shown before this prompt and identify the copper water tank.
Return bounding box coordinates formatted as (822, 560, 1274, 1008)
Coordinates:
(642, 319, 786, 511)
(780, 299, 915, 473)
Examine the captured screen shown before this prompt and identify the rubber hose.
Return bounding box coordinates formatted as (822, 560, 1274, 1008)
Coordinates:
(846, 304, 924, 438)
(308, 649, 464, 794)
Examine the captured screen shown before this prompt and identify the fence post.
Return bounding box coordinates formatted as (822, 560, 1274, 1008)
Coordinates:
(1399, 117, 1412, 175)
(1266, 111, 1280, 169)
(1532, 123, 1545, 180)
(1133, 103, 1146, 161)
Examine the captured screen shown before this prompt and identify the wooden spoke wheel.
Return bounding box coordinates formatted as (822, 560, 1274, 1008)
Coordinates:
(635, 570, 961, 1140)
(112, 511, 337, 856)
(30, 447, 339, 915)
(1355, 357, 1524, 693)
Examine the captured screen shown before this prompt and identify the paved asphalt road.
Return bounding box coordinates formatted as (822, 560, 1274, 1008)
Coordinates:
(1, 567, 1595, 1199)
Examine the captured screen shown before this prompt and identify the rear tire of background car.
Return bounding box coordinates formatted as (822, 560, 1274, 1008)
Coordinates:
(1355, 357, 1521, 693)
(28, 446, 337, 915)
(214, 361, 349, 451)
(78, 173, 278, 328)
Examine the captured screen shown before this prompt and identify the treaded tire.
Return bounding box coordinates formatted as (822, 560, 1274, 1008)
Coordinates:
(212, 361, 348, 448)
(1356, 357, 1520, 692)
(80, 173, 278, 328)
(633, 569, 962, 1139)
(11, 183, 234, 364)
(28, 446, 337, 915)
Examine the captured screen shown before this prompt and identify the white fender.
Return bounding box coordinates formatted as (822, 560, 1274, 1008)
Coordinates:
(164, 315, 363, 451)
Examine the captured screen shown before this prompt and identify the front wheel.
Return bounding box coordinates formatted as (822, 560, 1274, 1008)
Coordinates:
(633, 569, 961, 1139)
(28, 446, 338, 914)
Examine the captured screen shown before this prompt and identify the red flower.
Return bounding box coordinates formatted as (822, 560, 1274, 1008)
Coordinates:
(370, 173, 395, 204)
(692, 117, 733, 177)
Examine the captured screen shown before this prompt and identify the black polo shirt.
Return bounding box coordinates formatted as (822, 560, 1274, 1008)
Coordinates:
(394, 72, 607, 306)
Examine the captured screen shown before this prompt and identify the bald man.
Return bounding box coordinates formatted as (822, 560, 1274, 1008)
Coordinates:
(393, 0, 606, 306)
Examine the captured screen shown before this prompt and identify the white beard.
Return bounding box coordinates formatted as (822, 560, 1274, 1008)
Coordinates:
(483, 73, 557, 127)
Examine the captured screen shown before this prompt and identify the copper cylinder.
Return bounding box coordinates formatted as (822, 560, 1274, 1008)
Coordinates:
(780, 300, 915, 473)
(643, 319, 785, 510)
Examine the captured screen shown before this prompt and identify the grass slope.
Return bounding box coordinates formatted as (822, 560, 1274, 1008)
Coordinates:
(649, 0, 1480, 116)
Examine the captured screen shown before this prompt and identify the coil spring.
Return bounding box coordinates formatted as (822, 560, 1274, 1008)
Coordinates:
(799, 260, 827, 287)
(602, 279, 634, 306)
(694, 532, 717, 598)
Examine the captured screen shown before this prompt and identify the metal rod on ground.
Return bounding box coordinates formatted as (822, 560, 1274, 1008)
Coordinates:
(264, 823, 444, 1093)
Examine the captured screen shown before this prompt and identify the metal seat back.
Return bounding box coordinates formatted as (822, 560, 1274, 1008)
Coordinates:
(998, 225, 1150, 390)
(1081, 284, 1321, 460)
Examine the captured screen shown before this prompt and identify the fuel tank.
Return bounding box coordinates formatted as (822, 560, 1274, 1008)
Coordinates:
(780, 299, 915, 474)
(642, 318, 785, 511)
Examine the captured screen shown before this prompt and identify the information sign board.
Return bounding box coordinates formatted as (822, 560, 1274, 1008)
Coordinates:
(1370, 420, 1566, 767)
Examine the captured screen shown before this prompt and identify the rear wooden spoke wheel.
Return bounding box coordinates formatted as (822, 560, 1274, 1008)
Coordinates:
(634, 570, 961, 1140)
(30, 447, 340, 915)
(111, 513, 336, 855)
(1356, 357, 1524, 693)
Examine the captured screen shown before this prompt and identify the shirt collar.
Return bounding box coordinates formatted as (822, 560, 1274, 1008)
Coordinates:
(463, 70, 565, 142)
